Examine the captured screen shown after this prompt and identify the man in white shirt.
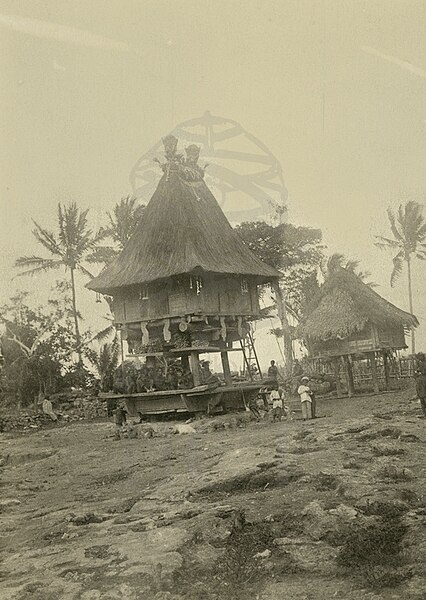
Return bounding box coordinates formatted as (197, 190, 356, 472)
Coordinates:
(297, 376, 313, 420)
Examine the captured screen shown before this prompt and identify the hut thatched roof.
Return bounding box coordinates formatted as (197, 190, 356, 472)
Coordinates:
(87, 143, 280, 294)
(297, 268, 418, 341)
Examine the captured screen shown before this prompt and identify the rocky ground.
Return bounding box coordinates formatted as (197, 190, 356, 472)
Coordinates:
(1, 388, 425, 600)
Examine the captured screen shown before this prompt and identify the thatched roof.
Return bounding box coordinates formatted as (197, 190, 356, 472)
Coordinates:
(297, 268, 418, 341)
(87, 140, 280, 294)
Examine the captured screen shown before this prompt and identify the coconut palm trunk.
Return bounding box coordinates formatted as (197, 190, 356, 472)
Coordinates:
(70, 267, 83, 364)
(407, 257, 415, 354)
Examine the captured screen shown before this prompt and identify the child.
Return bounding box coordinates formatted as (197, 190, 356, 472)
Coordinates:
(298, 376, 313, 420)
(270, 386, 283, 422)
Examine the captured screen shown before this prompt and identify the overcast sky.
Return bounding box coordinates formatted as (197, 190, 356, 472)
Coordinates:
(1, 0, 425, 349)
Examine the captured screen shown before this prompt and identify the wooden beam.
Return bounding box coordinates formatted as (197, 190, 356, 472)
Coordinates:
(221, 351, 233, 385)
(343, 355, 355, 397)
(383, 351, 391, 391)
(369, 351, 380, 394)
(334, 359, 342, 397)
(189, 351, 201, 387)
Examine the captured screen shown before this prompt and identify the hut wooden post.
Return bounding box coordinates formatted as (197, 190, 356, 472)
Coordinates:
(121, 326, 129, 359)
(343, 355, 355, 397)
(334, 358, 342, 397)
(181, 354, 190, 372)
(189, 351, 201, 387)
(383, 351, 391, 391)
(369, 351, 380, 393)
(221, 351, 233, 385)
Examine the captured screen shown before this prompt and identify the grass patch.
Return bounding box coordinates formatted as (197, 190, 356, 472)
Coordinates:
(174, 519, 298, 600)
(337, 513, 412, 589)
(376, 464, 413, 481)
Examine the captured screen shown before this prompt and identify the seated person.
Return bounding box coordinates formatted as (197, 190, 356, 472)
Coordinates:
(201, 361, 220, 387)
(113, 368, 125, 394)
(153, 367, 167, 391)
(166, 366, 179, 390)
(136, 367, 149, 393)
(178, 369, 194, 389)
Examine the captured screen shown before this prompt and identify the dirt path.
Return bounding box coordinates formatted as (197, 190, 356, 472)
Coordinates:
(1, 389, 425, 600)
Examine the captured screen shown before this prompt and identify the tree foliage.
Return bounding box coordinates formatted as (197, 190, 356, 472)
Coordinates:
(235, 221, 324, 318)
(15, 203, 102, 363)
(375, 201, 426, 287)
(0, 284, 95, 405)
(87, 196, 145, 266)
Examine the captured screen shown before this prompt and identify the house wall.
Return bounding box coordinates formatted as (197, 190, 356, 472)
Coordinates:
(112, 274, 261, 324)
(310, 322, 407, 358)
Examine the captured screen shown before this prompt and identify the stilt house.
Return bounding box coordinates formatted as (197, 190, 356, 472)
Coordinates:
(87, 136, 280, 411)
(297, 267, 418, 396)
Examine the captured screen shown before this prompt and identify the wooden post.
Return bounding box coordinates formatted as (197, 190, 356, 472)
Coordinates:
(181, 354, 190, 372)
(343, 355, 355, 397)
(221, 351, 233, 385)
(383, 351, 391, 391)
(334, 358, 342, 397)
(369, 352, 380, 394)
(189, 351, 201, 386)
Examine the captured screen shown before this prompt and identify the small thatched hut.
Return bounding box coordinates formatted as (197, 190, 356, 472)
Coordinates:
(297, 268, 418, 395)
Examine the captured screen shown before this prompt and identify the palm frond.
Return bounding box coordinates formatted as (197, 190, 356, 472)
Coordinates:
(88, 323, 116, 345)
(374, 236, 401, 249)
(77, 264, 96, 279)
(15, 256, 63, 277)
(31, 222, 63, 257)
(85, 246, 119, 266)
(387, 208, 403, 242)
(390, 251, 405, 287)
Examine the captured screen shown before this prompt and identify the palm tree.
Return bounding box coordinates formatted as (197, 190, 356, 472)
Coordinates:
(87, 196, 145, 266)
(325, 253, 376, 286)
(375, 201, 426, 354)
(15, 203, 100, 363)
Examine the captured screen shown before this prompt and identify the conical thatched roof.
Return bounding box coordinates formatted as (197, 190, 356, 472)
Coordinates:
(297, 268, 418, 341)
(87, 138, 280, 294)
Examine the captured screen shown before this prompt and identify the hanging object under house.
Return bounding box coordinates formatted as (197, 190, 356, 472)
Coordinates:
(87, 136, 281, 416)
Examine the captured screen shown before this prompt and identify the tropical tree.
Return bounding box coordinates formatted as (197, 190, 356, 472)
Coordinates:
(0, 285, 94, 404)
(375, 201, 426, 354)
(236, 220, 324, 374)
(323, 253, 376, 286)
(15, 203, 100, 364)
(87, 196, 145, 266)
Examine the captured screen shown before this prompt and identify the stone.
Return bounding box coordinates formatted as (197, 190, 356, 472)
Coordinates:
(0, 499, 21, 510)
(273, 536, 337, 574)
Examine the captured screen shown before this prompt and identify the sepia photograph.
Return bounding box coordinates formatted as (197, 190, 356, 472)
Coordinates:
(1, 1, 425, 598)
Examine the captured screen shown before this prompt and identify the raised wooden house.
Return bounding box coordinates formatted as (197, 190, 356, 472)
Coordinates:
(297, 267, 418, 396)
(87, 136, 280, 414)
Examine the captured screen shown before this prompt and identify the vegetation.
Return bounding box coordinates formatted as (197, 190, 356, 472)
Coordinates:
(236, 220, 324, 373)
(15, 203, 101, 364)
(0, 284, 95, 405)
(375, 200, 426, 353)
(87, 196, 145, 267)
(337, 510, 412, 589)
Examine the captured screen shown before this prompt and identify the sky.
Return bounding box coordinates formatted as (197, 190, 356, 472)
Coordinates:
(1, 0, 426, 356)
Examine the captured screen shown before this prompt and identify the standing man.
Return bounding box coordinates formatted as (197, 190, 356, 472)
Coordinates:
(268, 360, 280, 383)
(298, 376, 314, 421)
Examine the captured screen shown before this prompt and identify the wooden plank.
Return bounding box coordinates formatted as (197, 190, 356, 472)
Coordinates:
(369, 352, 380, 393)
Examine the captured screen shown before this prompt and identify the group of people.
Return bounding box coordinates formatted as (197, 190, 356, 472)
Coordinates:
(265, 359, 316, 421)
(113, 362, 194, 395)
(263, 376, 315, 422)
